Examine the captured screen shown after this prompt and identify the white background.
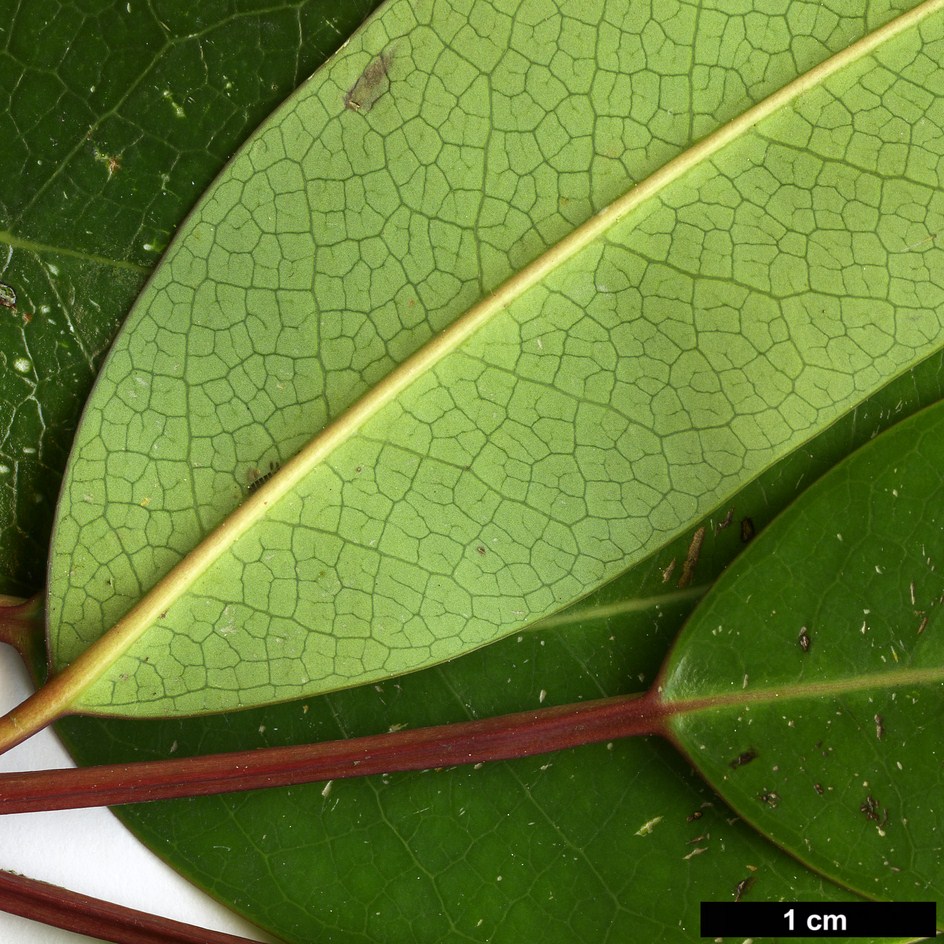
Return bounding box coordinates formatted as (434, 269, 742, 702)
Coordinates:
(0, 644, 277, 943)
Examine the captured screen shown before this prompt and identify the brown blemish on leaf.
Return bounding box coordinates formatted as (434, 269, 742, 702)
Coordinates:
(716, 507, 734, 532)
(813, 782, 825, 795)
(93, 147, 122, 178)
(815, 740, 827, 755)
(475, 545, 487, 556)
(677, 526, 705, 589)
(860, 794, 888, 828)
(344, 49, 395, 113)
(729, 748, 758, 769)
(661, 558, 676, 583)
(740, 517, 755, 543)
(917, 613, 929, 634)
(686, 801, 713, 823)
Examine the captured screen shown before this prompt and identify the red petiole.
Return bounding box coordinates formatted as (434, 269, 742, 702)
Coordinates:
(0, 869, 266, 944)
(0, 688, 668, 814)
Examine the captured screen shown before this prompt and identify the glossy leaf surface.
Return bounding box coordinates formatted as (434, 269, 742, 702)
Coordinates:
(46, 0, 944, 720)
(0, 0, 380, 594)
(662, 399, 944, 911)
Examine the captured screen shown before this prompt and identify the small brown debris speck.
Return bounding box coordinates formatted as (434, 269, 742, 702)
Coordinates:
(813, 783, 825, 795)
(874, 714, 884, 740)
(798, 626, 811, 653)
(677, 526, 705, 589)
(918, 614, 929, 635)
(661, 558, 677, 583)
(734, 875, 755, 902)
(758, 789, 780, 808)
(860, 794, 888, 827)
(247, 460, 280, 494)
(740, 517, 755, 543)
(686, 810, 703, 822)
(716, 507, 734, 532)
(0, 282, 16, 310)
(729, 748, 758, 770)
(475, 545, 486, 556)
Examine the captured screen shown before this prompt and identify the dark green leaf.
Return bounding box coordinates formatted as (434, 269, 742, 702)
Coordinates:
(663, 399, 944, 909)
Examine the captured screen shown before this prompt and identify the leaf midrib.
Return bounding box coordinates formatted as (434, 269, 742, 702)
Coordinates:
(663, 664, 944, 722)
(4, 0, 942, 752)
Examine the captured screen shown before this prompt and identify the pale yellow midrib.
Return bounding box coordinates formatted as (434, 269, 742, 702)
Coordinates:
(3, 0, 941, 751)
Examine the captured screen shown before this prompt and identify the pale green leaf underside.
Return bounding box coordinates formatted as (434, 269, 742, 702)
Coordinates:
(48, 0, 944, 716)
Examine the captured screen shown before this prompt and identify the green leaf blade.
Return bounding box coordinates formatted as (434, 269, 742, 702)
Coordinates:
(662, 399, 944, 910)
(46, 0, 944, 718)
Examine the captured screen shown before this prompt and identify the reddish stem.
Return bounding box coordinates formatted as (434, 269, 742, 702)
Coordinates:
(0, 689, 668, 814)
(0, 869, 265, 944)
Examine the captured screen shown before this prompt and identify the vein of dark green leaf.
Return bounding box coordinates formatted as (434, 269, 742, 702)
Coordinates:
(0, 230, 148, 274)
